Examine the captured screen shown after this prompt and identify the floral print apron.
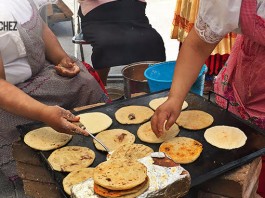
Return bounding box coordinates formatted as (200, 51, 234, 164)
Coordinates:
(215, 0, 265, 129)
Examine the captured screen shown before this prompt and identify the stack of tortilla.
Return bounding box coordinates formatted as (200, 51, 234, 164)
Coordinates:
(93, 159, 149, 197)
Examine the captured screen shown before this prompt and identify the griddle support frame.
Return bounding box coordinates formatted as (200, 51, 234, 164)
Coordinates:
(208, 90, 230, 111)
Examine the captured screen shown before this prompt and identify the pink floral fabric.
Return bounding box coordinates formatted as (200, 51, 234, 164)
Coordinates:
(214, 0, 265, 130)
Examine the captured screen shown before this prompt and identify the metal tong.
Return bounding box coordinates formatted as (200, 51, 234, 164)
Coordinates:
(74, 122, 111, 154)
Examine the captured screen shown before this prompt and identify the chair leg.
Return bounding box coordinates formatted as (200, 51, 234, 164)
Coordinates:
(80, 44, 85, 62)
(70, 18, 74, 36)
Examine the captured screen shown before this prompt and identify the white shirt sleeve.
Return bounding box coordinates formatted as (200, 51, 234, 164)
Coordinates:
(0, 2, 32, 85)
(195, 0, 242, 43)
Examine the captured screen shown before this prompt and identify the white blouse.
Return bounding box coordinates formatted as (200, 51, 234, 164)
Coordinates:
(195, 0, 265, 43)
(0, 0, 57, 85)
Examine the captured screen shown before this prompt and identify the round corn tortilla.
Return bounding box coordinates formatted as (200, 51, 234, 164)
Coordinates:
(115, 106, 154, 124)
(159, 137, 203, 164)
(24, 127, 72, 151)
(204, 125, 247, 150)
(48, 146, 95, 172)
(63, 168, 94, 195)
(109, 143, 154, 161)
(149, 97, 188, 111)
(93, 129, 135, 152)
(94, 177, 149, 198)
(137, 121, 180, 143)
(78, 112, 112, 134)
(176, 110, 214, 130)
(94, 159, 147, 190)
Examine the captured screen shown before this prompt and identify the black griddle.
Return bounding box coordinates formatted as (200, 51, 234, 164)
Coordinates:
(17, 91, 265, 197)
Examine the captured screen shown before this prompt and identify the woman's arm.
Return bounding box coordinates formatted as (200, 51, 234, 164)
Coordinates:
(0, 55, 87, 135)
(0, 53, 5, 79)
(151, 28, 218, 136)
(42, 22, 68, 65)
(42, 23, 80, 77)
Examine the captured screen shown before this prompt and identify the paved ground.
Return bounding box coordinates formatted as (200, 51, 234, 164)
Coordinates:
(50, 0, 180, 76)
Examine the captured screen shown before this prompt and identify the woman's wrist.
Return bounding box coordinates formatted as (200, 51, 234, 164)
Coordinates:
(168, 89, 187, 109)
(37, 105, 53, 124)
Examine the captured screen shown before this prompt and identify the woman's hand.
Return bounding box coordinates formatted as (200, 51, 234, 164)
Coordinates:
(54, 57, 80, 78)
(41, 105, 89, 136)
(151, 97, 182, 138)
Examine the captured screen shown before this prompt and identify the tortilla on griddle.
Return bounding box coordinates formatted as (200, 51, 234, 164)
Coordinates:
(48, 146, 95, 172)
(159, 137, 203, 164)
(176, 110, 214, 130)
(93, 129, 135, 152)
(137, 121, 180, 143)
(93, 159, 147, 191)
(63, 168, 94, 195)
(109, 143, 154, 161)
(115, 105, 154, 124)
(78, 112, 112, 134)
(149, 97, 188, 111)
(204, 125, 247, 149)
(24, 127, 72, 151)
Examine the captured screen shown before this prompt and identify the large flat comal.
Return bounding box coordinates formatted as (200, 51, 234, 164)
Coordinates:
(18, 91, 265, 197)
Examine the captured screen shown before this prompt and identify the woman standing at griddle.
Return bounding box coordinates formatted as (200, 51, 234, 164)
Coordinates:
(151, 0, 265, 196)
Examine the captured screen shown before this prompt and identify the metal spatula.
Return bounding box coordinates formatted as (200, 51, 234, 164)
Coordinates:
(74, 122, 111, 154)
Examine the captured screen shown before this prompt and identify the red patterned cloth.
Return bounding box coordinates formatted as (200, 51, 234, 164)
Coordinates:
(205, 54, 229, 75)
(214, 0, 265, 196)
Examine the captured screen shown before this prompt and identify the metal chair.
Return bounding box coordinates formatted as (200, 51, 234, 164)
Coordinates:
(72, 32, 90, 62)
(71, 14, 92, 62)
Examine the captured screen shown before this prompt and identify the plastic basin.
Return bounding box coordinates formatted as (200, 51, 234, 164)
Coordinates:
(144, 61, 208, 96)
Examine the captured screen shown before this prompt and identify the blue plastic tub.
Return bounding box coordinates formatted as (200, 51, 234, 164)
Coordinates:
(144, 61, 208, 96)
